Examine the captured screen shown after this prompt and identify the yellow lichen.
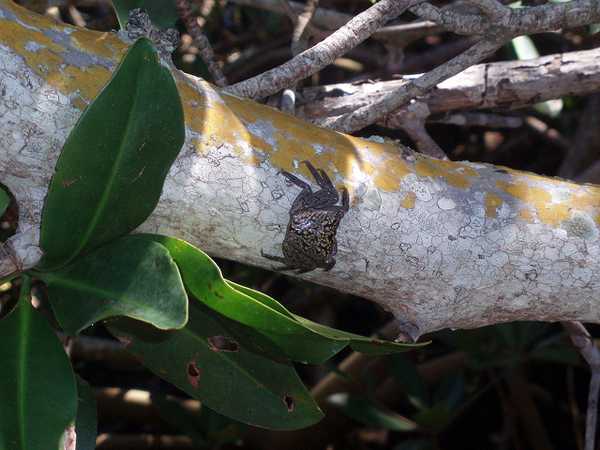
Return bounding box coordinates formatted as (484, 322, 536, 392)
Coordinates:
(457, 167, 480, 178)
(413, 159, 470, 189)
(61, 64, 113, 102)
(70, 29, 126, 62)
(373, 165, 401, 191)
(485, 193, 503, 218)
(518, 210, 534, 222)
(496, 178, 600, 227)
(360, 162, 375, 175)
(444, 171, 471, 189)
(401, 192, 417, 209)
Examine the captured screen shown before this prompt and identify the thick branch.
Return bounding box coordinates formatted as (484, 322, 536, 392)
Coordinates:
(2, 1, 600, 339)
(293, 47, 600, 123)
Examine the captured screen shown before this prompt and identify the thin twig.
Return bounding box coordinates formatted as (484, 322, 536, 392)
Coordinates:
(411, 0, 600, 36)
(284, 0, 321, 113)
(173, 0, 228, 87)
(225, 0, 419, 99)
(562, 321, 600, 450)
(321, 38, 503, 133)
(401, 119, 448, 159)
(385, 101, 449, 158)
(278, 0, 321, 114)
(291, 0, 320, 57)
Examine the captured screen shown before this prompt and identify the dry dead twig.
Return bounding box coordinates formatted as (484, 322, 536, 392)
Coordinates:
(562, 321, 600, 450)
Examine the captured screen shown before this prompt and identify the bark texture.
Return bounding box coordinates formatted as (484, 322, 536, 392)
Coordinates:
(1, 0, 599, 339)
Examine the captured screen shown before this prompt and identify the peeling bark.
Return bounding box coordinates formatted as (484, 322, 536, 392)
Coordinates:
(1, 1, 600, 338)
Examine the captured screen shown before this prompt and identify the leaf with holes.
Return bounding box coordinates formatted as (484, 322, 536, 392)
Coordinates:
(0, 276, 78, 449)
(38, 37, 184, 271)
(36, 236, 187, 337)
(106, 297, 324, 430)
(130, 234, 349, 364)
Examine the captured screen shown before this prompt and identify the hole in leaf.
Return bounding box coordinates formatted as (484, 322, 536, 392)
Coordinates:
(283, 394, 294, 412)
(207, 335, 239, 352)
(60, 178, 78, 187)
(187, 359, 201, 388)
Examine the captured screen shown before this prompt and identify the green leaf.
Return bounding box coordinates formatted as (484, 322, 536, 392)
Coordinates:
(388, 354, 429, 410)
(511, 35, 539, 61)
(228, 280, 426, 355)
(131, 234, 348, 364)
(292, 315, 428, 355)
(39, 37, 184, 271)
(106, 298, 324, 430)
(0, 275, 78, 449)
(226, 280, 299, 318)
(0, 185, 10, 217)
(75, 375, 97, 450)
(412, 403, 452, 431)
(326, 393, 418, 432)
(111, 0, 180, 30)
(36, 236, 187, 337)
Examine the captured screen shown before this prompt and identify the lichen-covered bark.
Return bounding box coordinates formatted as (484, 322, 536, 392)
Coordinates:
(1, 0, 599, 339)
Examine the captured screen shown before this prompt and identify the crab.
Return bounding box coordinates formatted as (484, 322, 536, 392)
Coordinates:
(262, 161, 350, 273)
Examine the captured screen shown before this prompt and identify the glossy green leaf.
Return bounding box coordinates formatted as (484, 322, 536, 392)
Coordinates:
(326, 393, 418, 432)
(293, 315, 429, 355)
(388, 354, 429, 410)
(111, 0, 179, 30)
(0, 185, 9, 217)
(131, 234, 348, 364)
(230, 280, 426, 355)
(106, 297, 324, 430)
(226, 280, 298, 318)
(0, 275, 78, 449)
(75, 375, 97, 450)
(39, 37, 185, 271)
(37, 236, 187, 337)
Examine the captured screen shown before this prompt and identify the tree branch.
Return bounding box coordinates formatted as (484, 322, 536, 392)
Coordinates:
(225, 0, 419, 99)
(322, 38, 503, 133)
(293, 47, 600, 136)
(2, 1, 600, 340)
(319, 0, 600, 132)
